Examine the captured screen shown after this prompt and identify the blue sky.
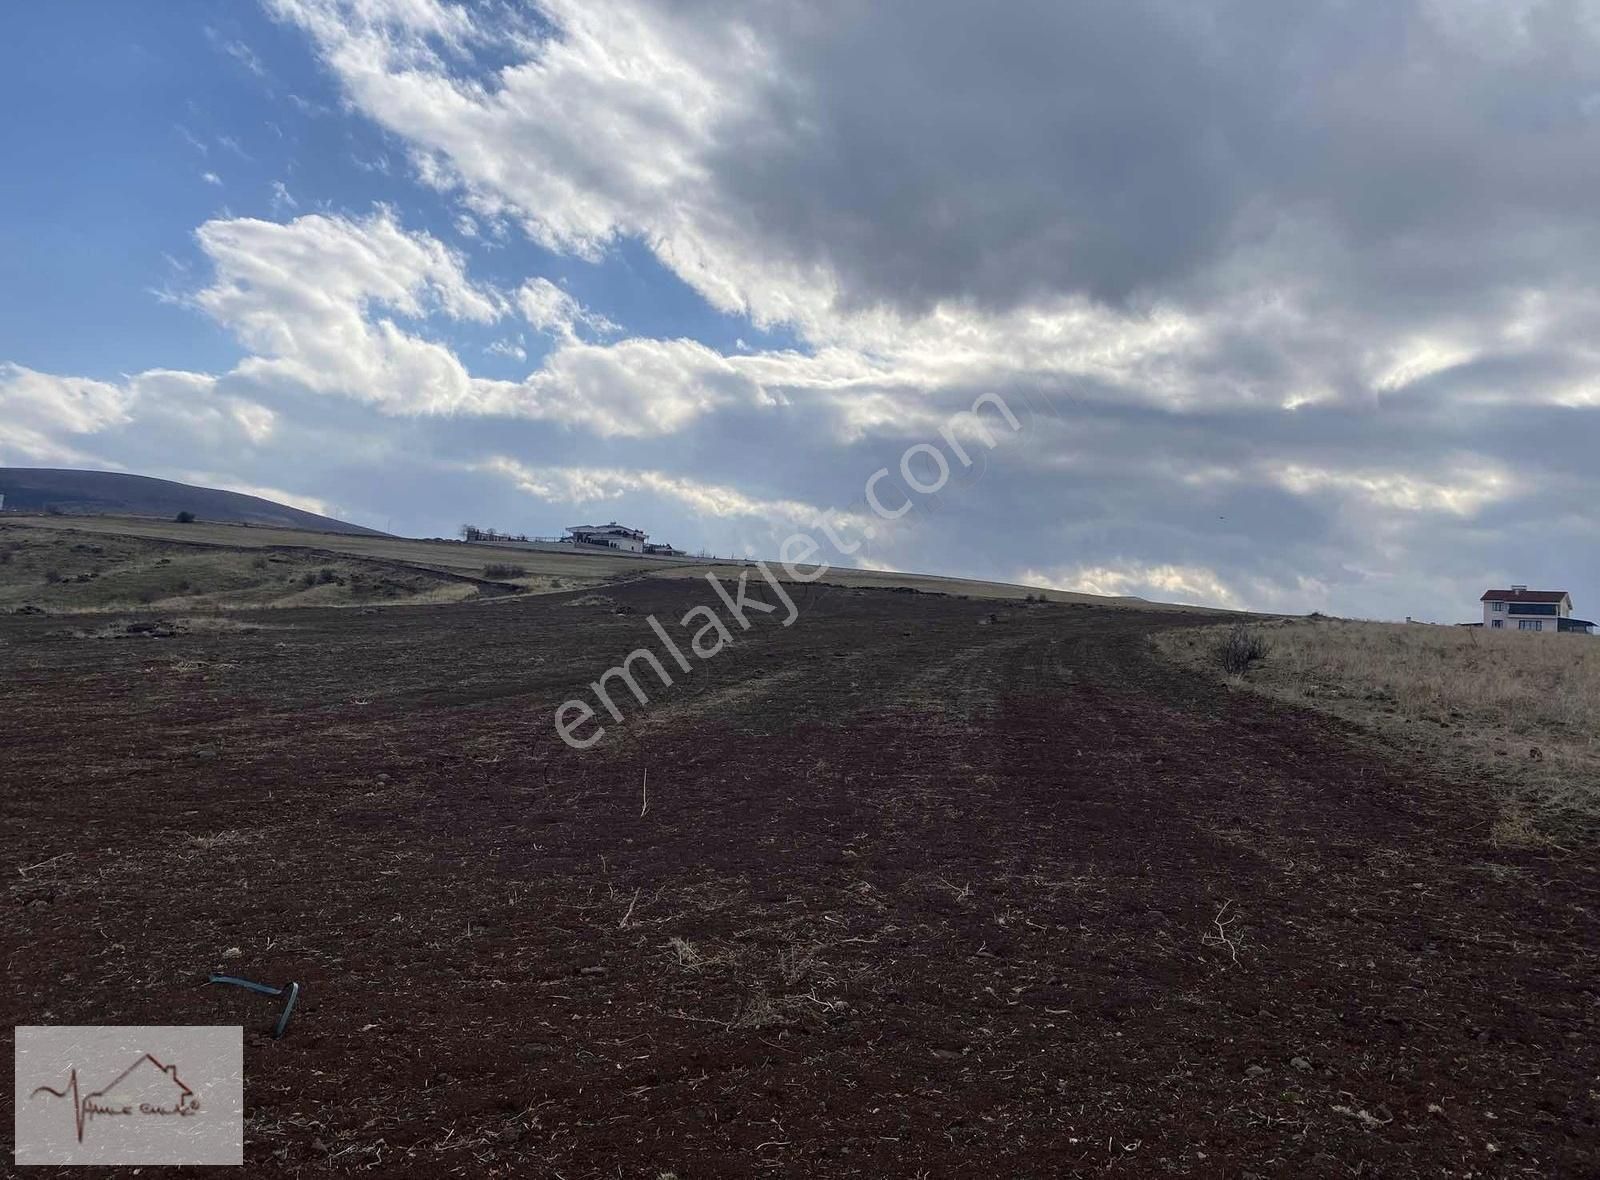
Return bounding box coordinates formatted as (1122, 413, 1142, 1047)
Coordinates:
(0, 2, 795, 383)
(2, 0, 1598, 619)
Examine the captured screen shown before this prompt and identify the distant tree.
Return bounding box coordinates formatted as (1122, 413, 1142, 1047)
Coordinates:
(175, 510, 196, 523)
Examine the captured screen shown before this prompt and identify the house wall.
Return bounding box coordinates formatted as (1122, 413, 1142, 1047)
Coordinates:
(575, 532, 643, 552)
(1483, 599, 1571, 628)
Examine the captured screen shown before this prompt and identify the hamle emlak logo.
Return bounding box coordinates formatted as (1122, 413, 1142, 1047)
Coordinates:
(14, 1026, 243, 1166)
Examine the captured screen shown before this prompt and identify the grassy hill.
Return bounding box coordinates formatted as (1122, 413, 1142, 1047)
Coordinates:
(0, 468, 384, 535)
(0, 513, 1179, 610)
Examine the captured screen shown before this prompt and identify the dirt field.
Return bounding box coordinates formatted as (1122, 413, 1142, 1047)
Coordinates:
(4, 580, 1597, 1177)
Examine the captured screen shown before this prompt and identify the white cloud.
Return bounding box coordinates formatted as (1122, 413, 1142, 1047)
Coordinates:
(270, 180, 299, 213)
(189, 207, 503, 412)
(0, 364, 134, 462)
(209, 29, 270, 79)
(179, 472, 331, 516)
(229, 398, 277, 444)
(484, 336, 769, 436)
(1269, 461, 1514, 517)
(484, 337, 525, 362)
(265, 0, 809, 323)
(478, 455, 846, 531)
(516, 278, 617, 341)
(1023, 563, 1246, 610)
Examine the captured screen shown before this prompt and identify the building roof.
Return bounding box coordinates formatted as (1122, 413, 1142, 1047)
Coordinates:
(567, 522, 646, 538)
(1480, 588, 1570, 603)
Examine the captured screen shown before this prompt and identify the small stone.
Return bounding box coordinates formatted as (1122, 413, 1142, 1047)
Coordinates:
(578, 965, 607, 976)
(1244, 1064, 1268, 1078)
(1290, 1056, 1312, 1072)
(221, 946, 242, 959)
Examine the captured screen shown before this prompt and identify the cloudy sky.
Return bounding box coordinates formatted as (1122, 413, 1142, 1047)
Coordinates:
(3, 0, 1598, 618)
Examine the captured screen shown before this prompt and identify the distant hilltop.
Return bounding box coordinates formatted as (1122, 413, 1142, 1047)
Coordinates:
(0, 468, 384, 537)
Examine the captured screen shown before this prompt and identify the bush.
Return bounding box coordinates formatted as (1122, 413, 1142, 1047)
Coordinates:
(174, 510, 196, 523)
(1216, 624, 1270, 675)
(483, 562, 528, 578)
(318, 567, 338, 585)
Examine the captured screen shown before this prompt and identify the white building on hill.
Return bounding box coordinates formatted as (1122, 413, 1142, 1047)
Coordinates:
(566, 522, 647, 552)
(1480, 586, 1595, 634)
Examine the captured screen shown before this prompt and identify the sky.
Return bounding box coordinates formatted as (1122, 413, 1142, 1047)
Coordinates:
(2, 0, 1598, 619)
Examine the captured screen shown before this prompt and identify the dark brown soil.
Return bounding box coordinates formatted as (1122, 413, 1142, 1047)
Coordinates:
(3, 580, 1596, 1177)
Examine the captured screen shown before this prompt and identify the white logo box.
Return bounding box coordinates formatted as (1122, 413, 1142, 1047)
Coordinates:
(15, 1026, 243, 1166)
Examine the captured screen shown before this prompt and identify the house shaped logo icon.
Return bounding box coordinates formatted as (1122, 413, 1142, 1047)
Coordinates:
(30, 1053, 200, 1144)
(14, 1026, 243, 1166)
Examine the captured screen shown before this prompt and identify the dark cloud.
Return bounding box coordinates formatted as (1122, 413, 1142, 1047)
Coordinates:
(701, 1, 1600, 318)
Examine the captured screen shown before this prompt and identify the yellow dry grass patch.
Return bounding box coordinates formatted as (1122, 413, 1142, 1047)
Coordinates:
(1155, 618, 1600, 837)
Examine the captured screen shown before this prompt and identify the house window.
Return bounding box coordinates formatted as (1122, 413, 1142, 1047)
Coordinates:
(1518, 619, 1541, 631)
(1491, 601, 1505, 612)
(1491, 620, 1503, 628)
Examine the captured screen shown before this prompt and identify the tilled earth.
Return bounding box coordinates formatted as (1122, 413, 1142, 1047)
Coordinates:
(2, 580, 1596, 1177)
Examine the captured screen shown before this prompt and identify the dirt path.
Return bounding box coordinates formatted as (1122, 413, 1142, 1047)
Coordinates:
(3, 582, 1595, 1176)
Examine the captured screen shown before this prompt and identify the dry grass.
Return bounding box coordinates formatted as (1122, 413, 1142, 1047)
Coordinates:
(565, 593, 619, 608)
(3, 514, 641, 579)
(5, 512, 1225, 604)
(1155, 618, 1600, 833)
(0, 522, 490, 612)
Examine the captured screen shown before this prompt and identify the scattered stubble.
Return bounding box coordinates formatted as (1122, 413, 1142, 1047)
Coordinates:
(1154, 617, 1600, 837)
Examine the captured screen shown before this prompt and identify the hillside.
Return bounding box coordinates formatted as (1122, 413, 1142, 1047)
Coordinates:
(0, 468, 384, 536)
(0, 513, 1180, 609)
